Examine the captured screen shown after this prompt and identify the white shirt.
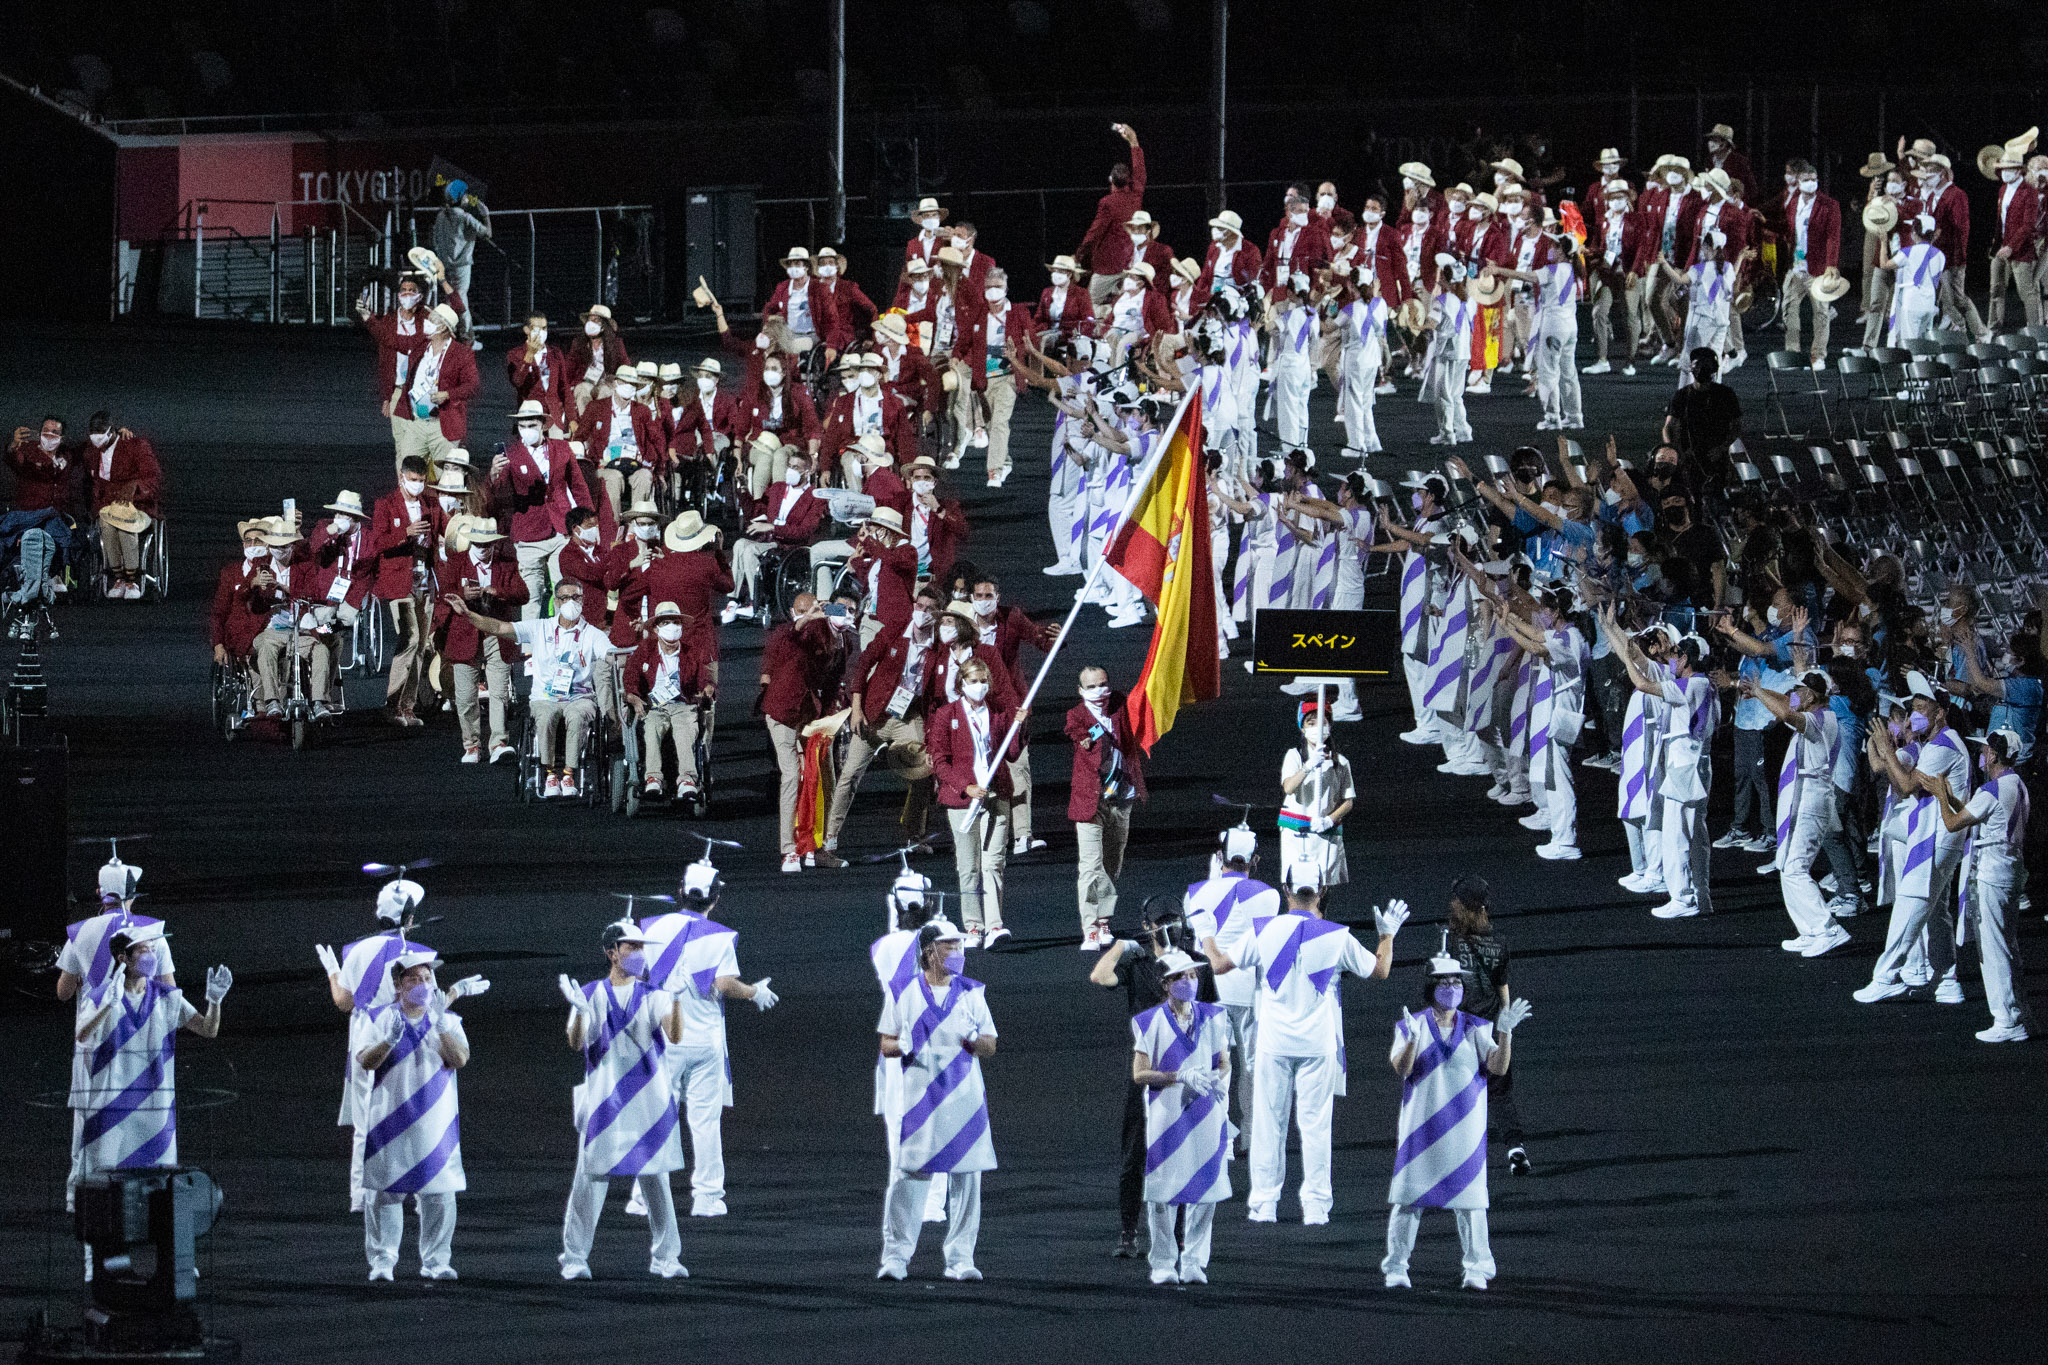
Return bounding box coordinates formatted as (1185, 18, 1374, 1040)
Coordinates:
(1793, 194, 1816, 266)
(1603, 210, 1626, 265)
(1231, 911, 1374, 1058)
(786, 282, 814, 336)
(513, 616, 607, 699)
(1281, 747, 1354, 820)
(1966, 772, 2029, 884)
(650, 645, 684, 704)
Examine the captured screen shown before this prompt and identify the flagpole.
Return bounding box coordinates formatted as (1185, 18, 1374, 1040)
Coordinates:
(963, 386, 1201, 828)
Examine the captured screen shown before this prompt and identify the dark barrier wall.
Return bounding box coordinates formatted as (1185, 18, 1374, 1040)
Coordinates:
(0, 84, 116, 322)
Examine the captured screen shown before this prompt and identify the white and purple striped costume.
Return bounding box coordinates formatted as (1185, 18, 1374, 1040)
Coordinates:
(1869, 727, 1971, 989)
(1658, 673, 1721, 915)
(1775, 707, 1843, 940)
(358, 1003, 466, 1275)
(869, 929, 952, 1223)
(336, 929, 435, 1211)
(1224, 318, 1261, 464)
(61, 909, 174, 1202)
(1334, 296, 1386, 456)
(639, 909, 741, 1211)
(1887, 242, 1945, 345)
(1133, 1000, 1232, 1282)
(1231, 491, 1276, 625)
(1423, 578, 1473, 728)
(1396, 522, 1443, 731)
(1965, 772, 2033, 1032)
(561, 978, 683, 1275)
(1267, 303, 1318, 451)
(74, 980, 197, 1180)
(1616, 661, 1669, 880)
(1382, 1010, 1501, 1284)
(1528, 625, 1588, 848)
(878, 973, 997, 1276)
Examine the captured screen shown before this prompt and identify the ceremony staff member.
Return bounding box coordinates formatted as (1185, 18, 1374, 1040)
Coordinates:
(492, 400, 600, 619)
(1743, 671, 1853, 958)
(432, 514, 525, 763)
(1090, 903, 1188, 1257)
(1066, 666, 1146, 946)
(556, 922, 687, 1279)
(444, 579, 617, 798)
(1130, 950, 1232, 1285)
(1856, 673, 1971, 1005)
(1187, 825, 1280, 1154)
(1382, 953, 1530, 1291)
(929, 657, 1029, 949)
(1620, 628, 1719, 919)
(761, 595, 843, 871)
(506, 314, 570, 429)
(1203, 887, 1406, 1224)
(1923, 729, 2034, 1042)
(1278, 701, 1355, 891)
(827, 581, 944, 854)
(1501, 587, 1589, 860)
(1779, 162, 1844, 367)
(871, 872, 945, 1224)
(354, 950, 469, 1281)
(877, 919, 998, 1281)
(371, 456, 446, 727)
(622, 601, 715, 800)
(1076, 123, 1146, 304)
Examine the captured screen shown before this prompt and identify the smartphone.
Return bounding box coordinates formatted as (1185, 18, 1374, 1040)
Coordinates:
(282, 497, 296, 515)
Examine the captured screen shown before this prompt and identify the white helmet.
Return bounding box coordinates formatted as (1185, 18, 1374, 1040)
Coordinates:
(375, 878, 425, 924)
(98, 856, 143, 901)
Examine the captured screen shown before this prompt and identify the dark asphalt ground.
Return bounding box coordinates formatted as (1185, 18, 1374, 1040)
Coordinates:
(1, 319, 2042, 1363)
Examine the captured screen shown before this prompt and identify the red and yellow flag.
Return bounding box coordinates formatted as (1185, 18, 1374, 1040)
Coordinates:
(1103, 392, 1220, 752)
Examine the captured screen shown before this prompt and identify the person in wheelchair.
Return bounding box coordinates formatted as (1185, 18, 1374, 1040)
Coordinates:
(603, 500, 670, 647)
(432, 514, 527, 765)
(622, 600, 715, 800)
(210, 518, 283, 691)
(442, 577, 616, 799)
(824, 354, 917, 490)
(246, 517, 344, 720)
(84, 411, 164, 600)
(584, 365, 666, 524)
(5, 418, 80, 616)
(723, 446, 825, 627)
(667, 358, 739, 509)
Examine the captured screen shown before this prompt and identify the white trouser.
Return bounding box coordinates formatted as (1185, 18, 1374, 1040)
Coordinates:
(1534, 740, 1576, 846)
(515, 534, 567, 619)
(1338, 346, 1381, 455)
(1870, 844, 1966, 986)
(1533, 316, 1583, 426)
(1624, 818, 1662, 882)
(1972, 875, 2032, 1029)
(1442, 726, 1486, 768)
(1780, 796, 1840, 937)
(1888, 302, 1939, 347)
(1047, 453, 1087, 570)
(561, 1157, 681, 1272)
(881, 1170, 981, 1273)
(364, 1191, 456, 1275)
(1660, 797, 1711, 913)
(1250, 1051, 1337, 1218)
(350, 1127, 367, 1212)
(1222, 1002, 1256, 1147)
(1401, 655, 1438, 732)
(1382, 1205, 1494, 1282)
(1147, 1201, 1217, 1277)
(674, 1041, 727, 1205)
(881, 1063, 951, 1222)
(1327, 579, 1365, 711)
(1272, 353, 1314, 450)
(1432, 359, 1472, 442)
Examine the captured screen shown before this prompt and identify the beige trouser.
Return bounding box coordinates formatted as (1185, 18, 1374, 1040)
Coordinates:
(531, 695, 598, 768)
(1088, 271, 1121, 306)
(1862, 267, 1895, 349)
(1075, 804, 1131, 932)
(1988, 255, 2042, 331)
(599, 465, 655, 523)
(1648, 273, 1685, 347)
(1781, 269, 1832, 361)
(98, 518, 145, 575)
(1587, 274, 1639, 363)
(747, 440, 791, 500)
(1005, 750, 1033, 849)
(1503, 298, 1532, 369)
(641, 699, 702, 786)
(253, 628, 334, 704)
(451, 640, 511, 750)
(766, 717, 805, 855)
(391, 415, 452, 472)
(949, 799, 1011, 933)
(1936, 265, 1987, 341)
(981, 378, 1015, 480)
(827, 713, 933, 845)
(385, 594, 430, 712)
(514, 535, 567, 620)
(946, 360, 977, 458)
(729, 536, 782, 608)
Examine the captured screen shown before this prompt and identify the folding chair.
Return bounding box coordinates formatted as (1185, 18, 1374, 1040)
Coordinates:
(1765, 349, 1833, 437)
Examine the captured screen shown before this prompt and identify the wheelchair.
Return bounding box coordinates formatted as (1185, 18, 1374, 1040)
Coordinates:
(513, 679, 615, 807)
(610, 691, 715, 819)
(211, 658, 254, 741)
(339, 598, 391, 677)
(275, 602, 350, 750)
(3, 524, 62, 642)
(81, 515, 169, 602)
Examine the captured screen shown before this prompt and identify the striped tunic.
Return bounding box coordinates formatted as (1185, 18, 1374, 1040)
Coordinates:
(59, 911, 173, 996)
(1897, 728, 1971, 900)
(335, 931, 435, 1128)
(881, 974, 998, 1175)
(359, 1005, 467, 1196)
(75, 980, 197, 1175)
(1387, 1010, 1500, 1210)
(572, 980, 684, 1177)
(640, 910, 740, 1103)
(1133, 1002, 1233, 1205)
(1423, 579, 1473, 722)
(1775, 709, 1841, 845)
(1617, 662, 1668, 823)
(869, 928, 923, 1116)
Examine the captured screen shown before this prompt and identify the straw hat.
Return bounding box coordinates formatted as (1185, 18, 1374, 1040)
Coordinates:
(1708, 123, 1736, 143)
(1468, 273, 1507, 307)
(658, 362, 683, 383)
(1489, 157, 1525, 181)
(1046, 253, 1083, 275)
(663, 510, 718, 553)
(323, 490, 368, 519)
(694, 357, 723, 376)
(445, 515, 504, 554)
(1207, 209, 1245, 236)
(912, 196, 948, 222)
(1397, 161, 1435, 187)
(1698, 168, 1733, 198)
(1810, 269, 1851, 303)
(1921, 152, 1952, 174)
(405, 246, 442, 276)
(258, 515, 301, 546)
(1397, 297, 1427, 332)
(853, 433, 890, 461)
(1856, 152, 1895, 179)
(903, 257, 931, 279)
(427, 303, 460, 333)
(509, 398, 549, 421)
(935, 246, 965, 268)
(1125, 209, 1157, 232)
(1124, 261, 1157, 284)
(236, 518, 271, 539)
(582, 303, 613, 322)
(622, 499, 664, 523)
(873, 313, 909, 346)
(650, 600, 686, 623)
(1471, 191, 1498, 214)
(429, 467, 468, 496)
(1595, 147, 1624, 168)
(865, 505, 906, 535)
(1978, 145, 2007, 180)
(781, 246, 811, 266)
(1862, 199, 1899, 235)
(1170, 257, 1201, 285)
(100, 502, 150, 534)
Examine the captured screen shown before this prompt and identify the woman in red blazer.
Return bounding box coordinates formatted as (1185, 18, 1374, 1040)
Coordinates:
(927, 656, 1030, 947)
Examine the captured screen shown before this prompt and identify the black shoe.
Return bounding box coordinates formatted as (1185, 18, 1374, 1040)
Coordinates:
(1112, 1233, 1139, 1259)
(1903, 982, 1939, 1003)
(1507, 1146, 1530, 1176)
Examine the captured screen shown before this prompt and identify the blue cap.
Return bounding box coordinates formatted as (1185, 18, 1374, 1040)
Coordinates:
(448, 179, 467, 200)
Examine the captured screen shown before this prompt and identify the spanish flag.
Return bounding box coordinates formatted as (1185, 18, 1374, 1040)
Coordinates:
(1103, 392, 1220, 752)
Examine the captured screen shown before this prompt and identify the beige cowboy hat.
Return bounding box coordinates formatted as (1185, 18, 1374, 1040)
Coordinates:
(748, 433, 786, 462)
(813, 244, 846, 264)
(650, 600, 686, 623)
(1125, 209, 1158, 232)
(1468, 273, 1507, 307)
(691, 277, 715, 308)
(1903, 138, 1937, 161)
(427, 303, 461, 333)
(1857, 152, 1896, 178)
(1698, 168, 1733, 198)
(903, 256, 932, 278)
(258, 515, 301, 546)
(236, 517, 271, 539)
(429, 467, 468, 496)
(859, 351, 888, 370)
(663, 510, 718, 553)
(903, 455, 939, 475)
(1602, 178, 1637, 199)
(99, 501, 151, 535)
(872, 313, 910, 346)
(1045, 253, 1083, 275)
(323, 489, 369, 519)
(581, 302, 613, 321)
(1862, 198, 1899, 235)
(1921, 152, 1952, 173)
(405, 246, 442, 276)
(1397, 161, 1435, 187)
(445, 514, 505, 554)
(634, 361, 662, 387)
(1207, 209, 1244, 235)
(1471, 191, 1498, 214)
(1170, 256, 1202, 285)
(622, 499, 664, 523)
(1652, 154, 1692, 175)
(1595, 147, 1625, 168)
(1978, 145, 2008, 181)
(614, 363, 643, 384)
(1488, 157, 1525, 180)
(658, 362, 684, 383)
(437, 447, 475, 472)
(509, 398, 549, 421)
(1448, 182, 1475, 200)
(1708, 123, 1736, 143)
(853, 433, 891, 461)
(1810, 269, 1852, 303)
(934, 246, 966, 268)
(1124, 261, 1157, 284)
(781, 246, 812, 266)
(864, 505, 906, 535)
(912, 196, 949, 222)
(1396, 297, 1428, 332)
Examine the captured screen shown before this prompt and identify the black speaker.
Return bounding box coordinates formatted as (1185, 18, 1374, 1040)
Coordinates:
(682, 185, 758, 316)
(1, 740, 69, 940)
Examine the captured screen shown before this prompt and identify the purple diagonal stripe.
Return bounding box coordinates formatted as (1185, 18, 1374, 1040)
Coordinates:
(608, 1097, 679, 1176)
(1393, 1069, 1488, 1173)
(922, 1102, 990, 1174)
(1412, 1133, 1490, 1208)
(1165, 1119, 1227, 1205)
(1145, 1091, 1215, 1172)
(117, 1110, 178, 1170)
(352, 936, 403, 1009)
(1404, 1010, 1468, 1088)
(385, 1113, 462, 1195)
(1265, 921, 1307, 990)
(365, 1066, 451, 1160)
(80, 1032, 173, 1148)
(583, 1049, 661, 1147)
(899, 1046, 974, 1143)
(89, 981, 166, 1077)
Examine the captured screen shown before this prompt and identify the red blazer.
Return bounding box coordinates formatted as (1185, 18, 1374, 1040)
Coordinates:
(492, 438, 597, 545)
(622, 636, 714, 704)
(564, 333, 632, 391)
(925, 643, 1019, 712)
(904, 229, 947, 270)
(407, 338, 480, 442)
(907, 497, 969, 581)
(739, 384, 822, 448)
(864, 466, 912, 520)
(1640, 187, 1703, 263)
(757, 618, 834, 728)
(764, 276, 845, 349)
(1089, 218, 1149, 278)
(879, 342, 941, 414)
(506, 342, 572, 426)
(741, 481, 827, 545)
(927, 699, 1026, 807)
(1589, 208, 1655, 276)
(630, 548, 734, 658)
(1396, 220, 1449, 293)
(305, 521, 376, 611)
(668, 390, 742, 459)
(1352, 223, 1407, 302)
(954, 250, 997, 296)
(431, 553, 528, 664)
(1064, 692, 1147, 821)
(849, 620, 940, 723)
(209, 558, 288, 657)
(984, 604, 1056, 691)
(1103, 286, 1174, 338)
(600, 540, 668, 645)
(1683, 201, 1750, 269)
(963, 301, 1035, 393)
(1076, 146, 1147, 273)
(1197, 238, 1264, 297)
(368, 488, 447, 600)
(581, 399, 667, 472)
(4, 435, 71, 513)
(1787, 194, 1843, 273)
(554, 537, 612, 622)
(822, 278, 879, 347)
(360, 308, 429, 406)
(1035, 283, 1096, 341)
(1713, 150, 1757, 204)
(88, 433, 162, 514)
(846, 534, 918, 630)
(1260, 219, 1332, 289)
(1996, 181, 2039, 262)
(822, 389, 916, 463)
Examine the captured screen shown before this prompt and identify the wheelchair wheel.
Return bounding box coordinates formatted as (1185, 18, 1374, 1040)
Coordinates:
(611, 755, 629, 814)
(770, 550, 813, 625)
(211, 663, 232, 739)
(515, 712, 538, 802)
(141, 521, 170, 601)
(290, 717, 308, 751)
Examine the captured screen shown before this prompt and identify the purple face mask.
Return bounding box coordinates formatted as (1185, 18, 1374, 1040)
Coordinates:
(133, 951, 160, 978)
(1433, 981, 1464, 1010)
(619, 948, 647, 977)
(942, 951, 966, 976)
(1169, 978, 1197, 1003)
(1908, 711, 1931, 735)
(403, 982, 433, 1009)
(1787, 692, 1803, 712)
(1888, 720, 1905, 740)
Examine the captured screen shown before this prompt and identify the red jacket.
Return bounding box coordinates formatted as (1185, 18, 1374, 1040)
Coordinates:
(506, 342, 572, 426)
(305, 521, 376, 612)
(864, 466, 912, 521)
(1589, 206, 1656, 277)
(1683, 200, 1750, 270)
(622, 635, 714, 704)
(1103, 284, 1174, 339)
(1396, 220, 1449, 293)
(764, 276, 845, 351)
(601, 540, 667, 645)
(492, 438, 598, 545)
(849, 620, 940, 724)
(981, 604, 1056, 692)
(907, 496, 969, 581)
(404, 337, 480, 442)
(1260, 218, 1332, 290)
(757, 617, 836, 729)
(564, 333, 632, 392)
(846, 533, 918, 631)
(4, 434, 71, 513)
(360, 307, 430, 406)
(582, 398, 667, 472)
(630, 548, 734, 658)
(903, 228, 947, 270)
(86, 433, 161, 514)
(739, 384, 822, 449)
(1349, 221, 1408, 302)
(876, 342, 941, 415)
(925, 642, 1019, 712)
(368, 488, 447, 600)
(1197, 238, 1264, 297)
(1076, 145, 1147, 274)
(1640, 186, 1703, 263)
(927, 699, 1026, 807)
(209, 557, 289, 657)
(741, 481, 826, 545)
(821, 278, 879, 347)
(963, 300, 1035, 393)
(1785, 193, 1843, 274)
(821, 388, 916, 463)
(1035, 283, 1096, 342)
(668, 389, 742, 460)
(1064, 692, 1147, 821)
(1996, 180, 2039, 262)
(431, 552, 528, 664)
(555, 537, 612, 624)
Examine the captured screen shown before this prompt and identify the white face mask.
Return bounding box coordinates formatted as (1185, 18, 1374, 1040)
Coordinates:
(330, 515, 351, 535)
(919, 215, 939, 231)
(1886, 179, 1905, 194)
(584, 320, 601, 336)
(909, 279, 928, 294)
(1301, 723, 1323, 745)
(39, 433, 60, 451)
(88, 431, 112, 448)
(972, 597, 997, 617)
(1468, 206, 1484, 221)
(1363, 209, 1382, 224)
(530, 327, 547, 345)
(1129, 231, 1148, 248)
(1799, 178, 1818, 194)
(1785, 172, 1799, 186)
(1289, 210, 1309, 226)
(576, 526, 599, 545)
(633, 522, 659, 540)
(1051, 270, 1071, 285)
(911, 607, 934, 628)
(763, 369, 783, 387)
(1766, 605, 1782, 627)
(1402, 176, 1416, 190)
(1493, 172, 1509, 187)
(1316, 194, 1335, 211)
(841, 374, 860, 394)
(787, 265, 807, 280)
(1080, 683, 1109, 701)
(697, 376, 717, 394)
(437, 495, 460, 513)
(859, 371, 879, 389)
(961, 680, 990, 702)
(1208, 226, 1225, 243)
(520, 423, 543, 446)
(1667, 172, 1684, 187)
(401, 477, 425, 497)
(912, 480, 935, 496)
(2002, 169, 2020, 184)
(985, 287, 1005, 303)
(755, 332, 772, 350)
(556, 598, 583, 621)
(657, 622, 683, 642)
(938, 623, 960, 644)
(785, 467, 805, 486)
(952, 236, 970, 251)
(427, 321, 448, 338)
(1411, 210, 1430, 227)
(399, 293, 422, 311)
(470, 545, 490, 565)
(244, 544, 268, 560)
(817, 262, 837, 278)
(1122, 277, 1143, 294)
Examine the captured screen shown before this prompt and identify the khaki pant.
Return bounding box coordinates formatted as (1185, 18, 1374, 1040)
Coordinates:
(641, 698, 702, 786)
(1648, 272, 1685, 347)
(766, 717, 805, 856)
(253, 627, 334, 704)
(532, 694, 598, 769)
(98, 508, 149, 575)
(747, 440, 791, 501)
(1862, 267, 1895, 349)
(1075, 804, 1131, 932)
(827, 713, 933, 845)
(515, 534, 567, 620)
(391, 414, 452, 473)
(598, 464, 655, 523)
(980, 378, 1016, 480)
(1587, 273, 1639, 364)
(1936, 265, 1987, 341)
(1005, 749, 1033, 851)
(1781, 269, 1833, 362)
(1989, 255, 2042, 332)
(451, 640, 511, 750)
(946, 360, 978, 459)
(730, 536, 782, 609)
(1088, 271, 1121, 306)
(385, 594, 430, 713)
(949, 799, 1011, 932)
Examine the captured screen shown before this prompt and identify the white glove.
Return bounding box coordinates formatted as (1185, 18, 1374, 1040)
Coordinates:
(1181, 1068, 1220, 1099)
(314, 944, 341, 978)
(1397, 1006, 1416, 1039)
(557, 974, 596, 1022)
(751, 977, 778, 1011)
(1496, 997, 1534, 1034)
(382, 1004, 410, 1045)
(1372, 898, 1410, 938)
(1309, 814, 1332, 833)
(204, 965, 233, 1004)
(446, 975, 491, 1002)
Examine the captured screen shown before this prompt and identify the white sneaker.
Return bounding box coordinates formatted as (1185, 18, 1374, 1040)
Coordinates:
(1107, 610, 1145, 629)
(942, 453, 962, 469)
(781, 854, 802, 873)
(1651, 901, 1701, 919)
(1398, 728, 1436, 745)
(1780, 934, 1815, 953)
(1462, 1273, 1488, 1290)
(1852, 979, 1909, 1004)
(558, 776, 579, 799)
(1384, 1272, 1412, 1289)
(1246, 1204, 1277, 1223)
(1976, 1022, 2031, 1043)
(560, 1261, 592, 1280)
(982, 926, 1011, 949)
(1535, 842, 1581, 860)
(1150, 1267, 1177, 1285)
(690, 1197, 728, 1217)
(1301, 1209, 1329, 1226)
(1179, 1265, 1208, 1284)
(1081, 925, 1101, 951)
(1279, 680, 1319, 695)
(944, 1264, 984, 1281)
(1485, 782, 1508, 801)
(1711, 829, 1749, 850)
(1825, 895, 1863, 918)
(1330, 705, 1363, 722)
(1495, 788, 1530, 806)
(719, 600, 743, 625)
(1757, 858, 1780, 876)
(1802, 923, 1853, 957)
(1819, 873, 1839, 894)
(122, 581, 144, 600)
(1618, 870, 1649, 891)
(1621, 364, 1637, 376)
(367, 1265, 395, 1282)
(1517, 812, 1550, 831)
(970, 427, 989, 449)
(1743, 835, 1777, 855)
(1581, 360, 1612, 375)
(1934, 976, 1965, 1005)
(877, 1262, 908, 1280)
(959, 932, 982, 949)
(489, 743, 516, 764)
(650, 1259, 689, 1279)
(461, 747, 481, 764)
(1042, 562, 1082, 576)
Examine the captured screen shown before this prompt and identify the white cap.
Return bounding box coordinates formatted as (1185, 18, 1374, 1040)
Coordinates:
(394, 948, 441, 973)
(923, 917, 965, 943)
(1220, 827, 1258, 862)
(1904, 669, 1937, 701)
(115, 921, 169, 947)
(681, 860, 719, 901)
(376, 878, 425, 923)
(99, 858, 142, 899)
(892, 869, 932, 903)
(1426, 953, 1464, 976)
(1157, 949, 1200, 976)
